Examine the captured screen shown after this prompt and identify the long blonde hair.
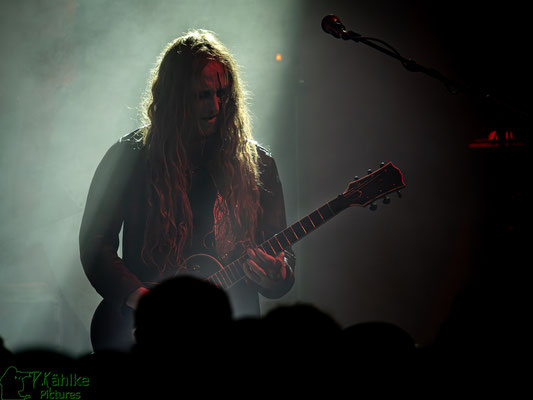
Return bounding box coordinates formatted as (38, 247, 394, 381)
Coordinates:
(139, 30, 261, 272)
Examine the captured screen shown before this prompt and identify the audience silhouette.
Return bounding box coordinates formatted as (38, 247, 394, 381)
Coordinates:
(133, 276, 233, 354)
(2, 276, 430, 397)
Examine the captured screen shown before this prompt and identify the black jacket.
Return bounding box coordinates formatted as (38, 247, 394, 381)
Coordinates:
(79, 130, 295, 318)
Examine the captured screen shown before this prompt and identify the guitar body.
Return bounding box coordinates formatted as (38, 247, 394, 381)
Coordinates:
(90, 298, 135, 352)
(90, 254, 226, 351)
(177, 253, 226, 280)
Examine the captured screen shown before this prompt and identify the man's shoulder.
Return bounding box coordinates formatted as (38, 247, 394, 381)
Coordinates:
(118, 128, 145, 150)
(98, 129, 145, 168)
(253, 142, 281, 189)
(254, 142, 274, 165)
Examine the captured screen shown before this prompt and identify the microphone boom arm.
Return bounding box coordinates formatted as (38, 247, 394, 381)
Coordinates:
(324, 15, 529, 119)
(345, 30, 466, 95)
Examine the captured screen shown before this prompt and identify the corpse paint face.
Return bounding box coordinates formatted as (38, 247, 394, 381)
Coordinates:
(196, 60, 229, 136)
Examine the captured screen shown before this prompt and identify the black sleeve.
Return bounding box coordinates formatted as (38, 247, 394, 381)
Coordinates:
(79, 140, 144, 305)
(256, 148, 296, 299)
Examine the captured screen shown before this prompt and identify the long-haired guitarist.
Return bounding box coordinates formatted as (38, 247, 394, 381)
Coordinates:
(79, 30, 295, 350)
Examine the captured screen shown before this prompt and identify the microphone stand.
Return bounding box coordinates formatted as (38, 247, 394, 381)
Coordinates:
(340, 29, 530, 127)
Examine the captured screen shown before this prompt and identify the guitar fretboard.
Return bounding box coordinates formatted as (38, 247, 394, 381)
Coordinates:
(206, 195, 347, 290)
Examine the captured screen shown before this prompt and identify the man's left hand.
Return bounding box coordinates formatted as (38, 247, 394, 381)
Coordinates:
(244, 247, 289, 290)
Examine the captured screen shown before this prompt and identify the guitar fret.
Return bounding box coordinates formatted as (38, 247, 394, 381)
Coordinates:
(239, 260, 248, 279)
(233, 260, 245, 278)
(309, 210, 323, 227)
(316, 208, 325, 221)
(226, 263, 238, 282)
(319, 203, 335, 220)
(274, 234, 287, 250)
(301, 217, 316, 235)
(214, 273, 225, 289)
(261, 242, 276, 257)
(222, 271, 231, 289)
(269, 237, 283, 254)
(284, 228, 297, 244)
(213, 271, 223, 288)
(277, 232, 292, 248)
(274, 234, 290, 249)
(291, 223, 304, 239)
(220, 267, 232, 286)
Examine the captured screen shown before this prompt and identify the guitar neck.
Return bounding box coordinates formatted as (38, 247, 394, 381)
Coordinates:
(259, 195, 348, 256)
(209, 195, 348, 290)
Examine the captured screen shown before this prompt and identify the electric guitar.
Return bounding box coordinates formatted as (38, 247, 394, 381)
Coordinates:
(90, 162, 406, 351)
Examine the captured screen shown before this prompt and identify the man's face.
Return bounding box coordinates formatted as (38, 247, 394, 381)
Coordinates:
(196, 60, 229, 136)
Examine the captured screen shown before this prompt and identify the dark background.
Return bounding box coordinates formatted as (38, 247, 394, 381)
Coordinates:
(0, 0, 529, 355)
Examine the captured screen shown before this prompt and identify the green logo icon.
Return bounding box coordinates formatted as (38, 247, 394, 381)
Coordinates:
(0, 366, 32, 400)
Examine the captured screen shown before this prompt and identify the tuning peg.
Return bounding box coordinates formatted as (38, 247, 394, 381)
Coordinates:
(367, 169, 372, 174)
(396, 191, 402, 199)
(353, 175, 359, 180)
(383, 196, 391, 204)
(380, 161, 385, 168)
(369, 202, 378, 211)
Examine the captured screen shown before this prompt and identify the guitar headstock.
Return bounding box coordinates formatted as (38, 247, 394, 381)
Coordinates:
(342, 162, 405, 208)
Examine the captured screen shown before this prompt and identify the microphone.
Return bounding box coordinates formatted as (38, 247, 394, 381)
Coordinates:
(321, 14, 348, 39)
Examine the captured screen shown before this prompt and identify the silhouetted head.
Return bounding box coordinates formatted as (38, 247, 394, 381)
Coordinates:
(133, 276, 232, 351)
